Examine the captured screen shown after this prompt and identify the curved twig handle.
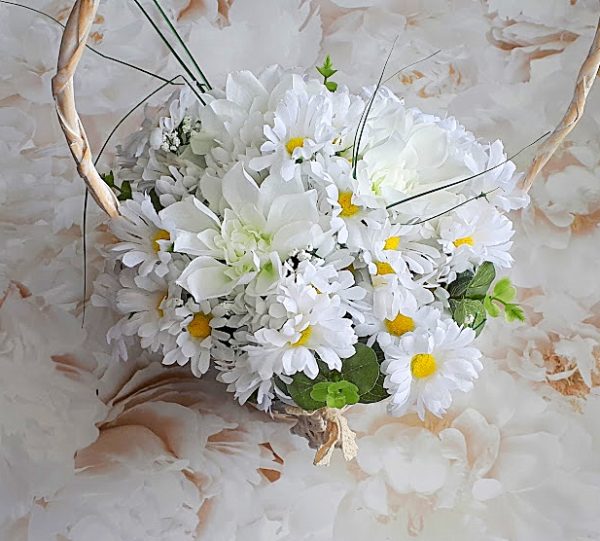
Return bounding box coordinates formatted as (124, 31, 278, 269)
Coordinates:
(52, 0, 120, 217)
(521, 17, 600, 192)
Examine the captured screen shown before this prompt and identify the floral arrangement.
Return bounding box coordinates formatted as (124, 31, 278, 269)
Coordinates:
(49, 0, 598, 465)
(96, 56, 527, 424)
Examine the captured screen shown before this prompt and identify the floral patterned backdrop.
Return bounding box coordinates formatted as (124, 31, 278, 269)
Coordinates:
(1, 1, 599, 539)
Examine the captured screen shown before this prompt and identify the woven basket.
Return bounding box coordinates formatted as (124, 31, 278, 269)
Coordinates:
(51, 0, 600, 465)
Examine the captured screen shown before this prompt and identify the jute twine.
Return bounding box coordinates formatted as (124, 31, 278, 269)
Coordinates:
(52, 1, 600, 465)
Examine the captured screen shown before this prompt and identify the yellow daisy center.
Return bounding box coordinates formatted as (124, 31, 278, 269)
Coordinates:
(453, 235, 474, 248)
(384, 313, 415, 337)
(338, 191, 360, 217)
(384, 236, 401, 250)
(375, 261, 395, 275)
(411, 353, 437, 379)
(286, 137, 305, 155)
(152, 229, 170, 252)
(292, 326, 312, 347)
(188, 312, 212, 339)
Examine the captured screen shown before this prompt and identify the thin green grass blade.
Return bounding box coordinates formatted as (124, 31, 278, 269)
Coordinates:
(382, 49, 441, 84)
(151, 0, 212, 89)
(131, 0, 206, 103)
(401, 189, 499, 226)
(82, 74, 184, 324)
(386, 130, 551, 211)
(352, 37, 398, 178)
(0, 0, 178, 86)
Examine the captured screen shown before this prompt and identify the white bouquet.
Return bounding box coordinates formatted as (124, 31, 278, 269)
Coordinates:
(48, 0, 597, 464)
(98, 59, 525, 420)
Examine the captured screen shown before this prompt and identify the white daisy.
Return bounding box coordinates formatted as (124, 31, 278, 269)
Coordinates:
(316, 157, 386, 247)
(110, 194, 172, 277)
(292, 258, 369, 323)
(356, 287, 439, 348)
(438, 199, 514, 273)
(217, 351, 276, 410)
(358, 218, 441, 276)
(162, 298, 228, 377)
(381, 319, 482, 419)
(244, 278, 357, 381)
(249, 76, 335, 181)
(113, 272, 179, 353)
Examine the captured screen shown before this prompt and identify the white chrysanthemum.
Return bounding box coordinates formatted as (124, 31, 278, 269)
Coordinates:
(246, 282, 356, 379)
(382, 319, 482, 419)
(356, 287, 439, 348)
(438, 199, 514, 273)
(250, 75, 335, 180)
(162, 298, 229, 377)
(111, 194, 172, 277)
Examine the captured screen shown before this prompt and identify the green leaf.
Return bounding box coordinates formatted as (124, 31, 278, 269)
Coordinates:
(100, 171, 115, 188)
(317, 55, 338, 92)
(504, 303, 525, 323)
(309, 381, 330, 402)
(325, 80, 338, 92)
(326, 395, 346, 408)
(287, 372, 326, 411)
(493, 277, 516, 303)
(466, 262, 496, 298)
(340, 343, 380, 395)
(451, 298, 487, 336)
(359, 372, 388, 404)
(446, 270, 474, 299)
(149, 188, 163, 212)
(309, 380, 360, 409)
(117, 180, 132, 201)
(484, 295, 501, 317)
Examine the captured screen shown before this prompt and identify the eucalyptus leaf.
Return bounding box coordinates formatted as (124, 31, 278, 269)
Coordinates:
(340, 343, 380, 395)
(359, 372, 388, 404)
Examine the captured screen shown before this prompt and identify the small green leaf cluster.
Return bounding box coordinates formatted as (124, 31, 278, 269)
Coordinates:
(316, 55, 338, 92)
(100, 171, 132, 202)
(447, 262, 525, 333)
(484, 277, 526, 322)
(286, 343, 388, 411)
